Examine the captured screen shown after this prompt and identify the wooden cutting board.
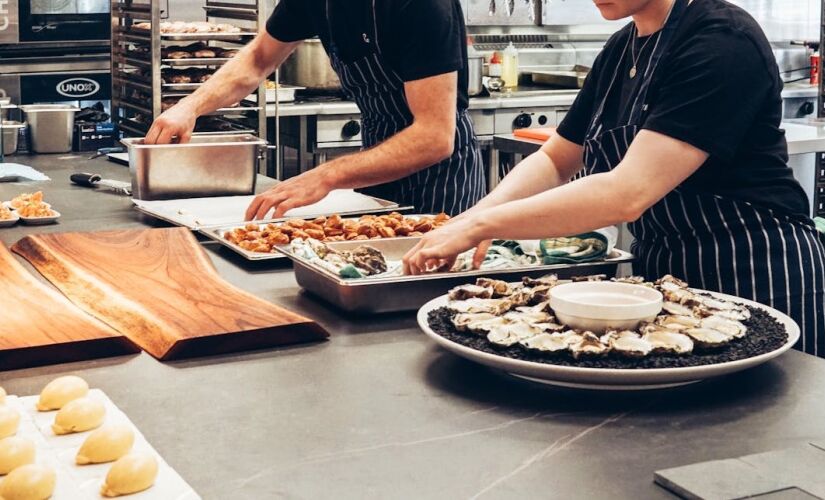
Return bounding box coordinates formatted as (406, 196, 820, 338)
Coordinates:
(0, 243, 138, 371)
(12, 228, 329, 360)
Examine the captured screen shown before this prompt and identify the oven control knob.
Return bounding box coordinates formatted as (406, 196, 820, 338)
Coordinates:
(800, 101, 815, 116)
(513, 113, 532, 129)
(342, 120, 361, 138)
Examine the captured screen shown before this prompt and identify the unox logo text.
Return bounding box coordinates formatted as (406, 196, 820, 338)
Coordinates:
(56, 78, 100, 98)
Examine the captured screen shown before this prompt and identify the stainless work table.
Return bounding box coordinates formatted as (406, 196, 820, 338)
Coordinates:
(1, 155, 824, 499)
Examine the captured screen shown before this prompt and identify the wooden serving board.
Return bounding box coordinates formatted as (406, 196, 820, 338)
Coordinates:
(0, 244, 138, 371)
(12, 228, 329, 360)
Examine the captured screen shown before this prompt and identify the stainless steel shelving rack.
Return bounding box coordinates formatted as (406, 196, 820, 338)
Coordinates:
(110, 0, 267, 156)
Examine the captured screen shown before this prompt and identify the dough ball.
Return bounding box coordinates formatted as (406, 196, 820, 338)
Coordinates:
(52, 397, 105, 435)
(0, 464, 56, 500)
(0, 437, 35, 475)
(0, 406, 20, 440)
(101, 452, 158, 497)
(37, 376, 89, 411)
(76, 425, 135, 465)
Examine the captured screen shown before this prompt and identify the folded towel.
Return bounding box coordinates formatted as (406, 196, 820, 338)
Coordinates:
(539, 232, 609, 264)
(814, 217, 825, 234)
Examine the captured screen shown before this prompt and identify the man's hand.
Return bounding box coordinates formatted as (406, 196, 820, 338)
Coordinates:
(144, 101, 198, 145)
(245, 168, 336, 220)
(402, 215, 487, 275)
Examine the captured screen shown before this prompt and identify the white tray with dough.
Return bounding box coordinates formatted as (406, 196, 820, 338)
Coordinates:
(3, 389, 200, 499)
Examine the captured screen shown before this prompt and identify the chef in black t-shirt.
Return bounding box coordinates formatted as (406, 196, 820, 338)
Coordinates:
(405, 0, 825, 356)
(144, 0, 485, 217)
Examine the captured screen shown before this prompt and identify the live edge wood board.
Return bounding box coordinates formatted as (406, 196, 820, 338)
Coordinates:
(0, 243, 138, 371)
(12, 228, 329, 360)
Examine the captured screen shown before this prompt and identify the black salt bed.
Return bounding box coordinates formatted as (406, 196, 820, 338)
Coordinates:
(427, 307, 789, 369)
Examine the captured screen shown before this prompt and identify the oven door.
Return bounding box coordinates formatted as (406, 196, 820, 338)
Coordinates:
(18, 0, 110, 43)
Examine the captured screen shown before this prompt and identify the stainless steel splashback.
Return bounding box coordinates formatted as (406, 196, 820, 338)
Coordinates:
(463, 0, 818, 43)
(728, 0, 818, 41)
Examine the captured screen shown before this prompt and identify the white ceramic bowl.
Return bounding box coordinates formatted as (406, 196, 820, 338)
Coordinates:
(549, 282, 663, 333)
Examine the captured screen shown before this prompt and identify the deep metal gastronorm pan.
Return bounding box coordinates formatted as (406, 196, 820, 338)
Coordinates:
(278, 238, 635, 314)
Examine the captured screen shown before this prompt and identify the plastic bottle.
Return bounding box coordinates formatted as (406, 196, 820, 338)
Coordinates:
(488, 51, 505, 91)
(502, 42, 519, 89)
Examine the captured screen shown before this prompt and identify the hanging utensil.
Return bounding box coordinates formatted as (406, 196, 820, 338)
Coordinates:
(489, 0, 496, 16)
(507, 0, 515, 16)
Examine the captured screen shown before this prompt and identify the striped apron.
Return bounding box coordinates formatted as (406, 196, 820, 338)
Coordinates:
(322, 0, 486, 216)
(582, 0, 825, 356)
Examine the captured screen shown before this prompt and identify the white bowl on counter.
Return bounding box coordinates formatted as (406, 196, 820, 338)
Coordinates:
(549, 282, 663, 333)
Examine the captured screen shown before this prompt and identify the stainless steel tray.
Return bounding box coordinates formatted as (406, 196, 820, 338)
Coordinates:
(531, 65, 591, 89)
(199, 210, 425, 257)
(122, 134, 265, 201)
(162, 57, 232, 67)
(159, 32, 257, 41)
(277, 238, 635, 314)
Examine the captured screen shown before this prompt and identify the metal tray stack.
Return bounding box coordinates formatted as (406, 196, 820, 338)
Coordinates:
(111, 0, 267, 145)
(276, 238, 635, 314)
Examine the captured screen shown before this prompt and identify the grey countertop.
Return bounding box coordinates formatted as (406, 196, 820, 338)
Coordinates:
(1, 155, 824, 499)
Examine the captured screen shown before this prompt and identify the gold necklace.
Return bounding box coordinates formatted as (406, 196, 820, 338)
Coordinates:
(629, 27, 659, 79)
(629, 0, 678, 79)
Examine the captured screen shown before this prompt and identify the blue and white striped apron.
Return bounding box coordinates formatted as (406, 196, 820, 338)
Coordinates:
(582, 0, 825, 356)
(322, 0, 486, 216)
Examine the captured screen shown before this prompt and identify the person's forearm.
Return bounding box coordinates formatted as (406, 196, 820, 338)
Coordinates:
(179, 38, 284, 115)
(316, 121, 454, 190)
(473, 170, 641, 240)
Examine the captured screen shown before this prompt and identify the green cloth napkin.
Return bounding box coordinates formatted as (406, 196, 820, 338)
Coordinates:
(538, 231, 609, 264)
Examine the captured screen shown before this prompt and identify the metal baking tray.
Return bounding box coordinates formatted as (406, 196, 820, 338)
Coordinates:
(531, 65, 591, 89)
(277, 238, 635, 314)
(199, 210, 426, 257)
(162, 57, 232, 67)
(159, 32, 257, 41)
(162, 82, 204, 91)
(122, 134, 265, 200)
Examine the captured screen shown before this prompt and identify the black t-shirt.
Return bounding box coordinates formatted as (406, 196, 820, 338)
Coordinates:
(266, 0, 470, 110)
(557, 0, 809, 217)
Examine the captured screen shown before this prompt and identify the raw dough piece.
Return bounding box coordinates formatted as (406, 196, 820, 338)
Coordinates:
(167, 51, 190, 59)
(52, 397, 105, 435)
(37, 375, 88, 411)
(193, 49, 216, 58)
(0, 437, 35, 475)
(0, 406, 20, 439)
(0, 464, 56, 500)
(101, 453, 158, 497)
(77, 425, 135, 465)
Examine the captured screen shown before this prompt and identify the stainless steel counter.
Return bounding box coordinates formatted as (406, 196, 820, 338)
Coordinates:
(1, 155, 824, 499)
(267, 83, 818, 118)
(269, 90, 583, 118)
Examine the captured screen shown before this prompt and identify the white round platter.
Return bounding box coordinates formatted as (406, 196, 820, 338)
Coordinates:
(417, 290, 800, 391)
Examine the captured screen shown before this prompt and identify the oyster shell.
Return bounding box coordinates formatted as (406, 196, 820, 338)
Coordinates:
(522, 274, 561, 287)
(613, 276, 649, 286)
(642, 328, 694, 354)
(448, 284, 493, 301)
(701, 316, 747, 338)
(656, 275, 689, 290)
(504, 309, 553, 325)
(449, 298, 511, 315)
(662, 288, 696, 305)
(520, 333, 570, 353)
(603, 330, 653, 358)
(683, 328, 732, 348)
(487, 322, 541, 347)
(451, 313, 498, 332)
(475, 278, 512, 297)
(662, 301, 695, 317)
(568, 332, 609, 358)
(572, 274, 607, 282)
(656, 314, 701, 331)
